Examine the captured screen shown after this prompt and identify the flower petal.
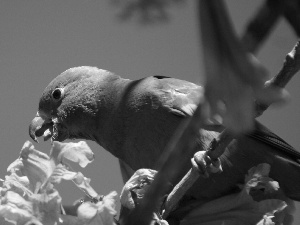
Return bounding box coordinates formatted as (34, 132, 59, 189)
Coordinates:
(49, 164, 78, 184)
(77, 191, 117, 225)
(7, 158, 23, 174)
(19, 141, 54, 191)
(1, 173, 31, 197)
(77, 202, 98, 221)
(244, 163, 280, 194)
(30, 189, 62, 225)
(50, 141, 94, 168)
(0, 191, 33, 225)
(24, 218, 43, 225)
(72, 172, 98, 199)
(97, 191, 117, 217)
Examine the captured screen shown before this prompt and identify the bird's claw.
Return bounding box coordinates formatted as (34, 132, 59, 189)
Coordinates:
(192, 151, 222, 178)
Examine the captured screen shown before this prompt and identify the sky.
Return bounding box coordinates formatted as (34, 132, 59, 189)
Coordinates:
(0, 0, 299, 223)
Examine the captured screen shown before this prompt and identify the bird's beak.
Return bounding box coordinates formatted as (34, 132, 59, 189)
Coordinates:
(29, 112, 53, 142)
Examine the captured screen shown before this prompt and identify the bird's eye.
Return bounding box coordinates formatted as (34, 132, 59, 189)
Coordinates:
(51, 88, 64, 100)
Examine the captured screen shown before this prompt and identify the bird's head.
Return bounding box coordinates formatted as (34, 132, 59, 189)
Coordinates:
(29, 66, 119, 143)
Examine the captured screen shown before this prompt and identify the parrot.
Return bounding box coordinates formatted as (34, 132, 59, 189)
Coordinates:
(29, 66, 300, 220)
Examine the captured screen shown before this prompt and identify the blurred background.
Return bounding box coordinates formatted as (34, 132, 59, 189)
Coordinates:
(0, 0, 299, 222)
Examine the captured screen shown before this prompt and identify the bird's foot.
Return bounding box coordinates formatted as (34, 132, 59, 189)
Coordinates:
(192, 151, 222, 178)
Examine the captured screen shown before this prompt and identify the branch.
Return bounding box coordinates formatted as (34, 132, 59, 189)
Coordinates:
(241, 0, 282, 53)
(283, 0, 300, 36)
(163, 40, 300, 219)
(241, 0, 300, 53)
(162, 129, 232, 218)
(198, 0, 284, 134)
(123, 2, 300, 223)
(256, 40, 300, 116)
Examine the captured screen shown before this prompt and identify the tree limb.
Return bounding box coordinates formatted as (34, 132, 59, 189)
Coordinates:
(163, 40, 300, 219)
(122, 0, 300, 223)
(256, 40, 300, 116)
(283, 0, 300, 36)
(241, 0, 282, 53)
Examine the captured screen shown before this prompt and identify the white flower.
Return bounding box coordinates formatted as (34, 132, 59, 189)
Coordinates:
(0, 140, 99, 225)
(181, 163, 290, 225)
(77, 191, 117, 225)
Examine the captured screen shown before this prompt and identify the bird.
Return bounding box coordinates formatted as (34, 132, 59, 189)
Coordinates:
(29, 66, 300, 220)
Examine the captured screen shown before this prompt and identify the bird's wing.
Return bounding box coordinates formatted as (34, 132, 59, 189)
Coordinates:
(151, 75, 204, 117)
(151, 76, 300, 160)
(248, 122, 300, 160)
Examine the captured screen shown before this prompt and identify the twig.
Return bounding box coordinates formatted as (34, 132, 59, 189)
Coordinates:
(124, 3, 300, 224)
(241, 0, 300, 53)
(163, 40, 300, 219)
(269, 40, 300, 87)
(162, 129, 232, 218)
(241, 0, 282, 53)
(256, 40, 300, 116)
(283, 0, 300, 36)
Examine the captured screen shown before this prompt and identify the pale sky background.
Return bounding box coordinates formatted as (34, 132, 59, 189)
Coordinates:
(0, 0, 300, 223)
